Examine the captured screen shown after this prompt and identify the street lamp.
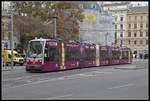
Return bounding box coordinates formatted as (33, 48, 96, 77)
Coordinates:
(10, 11, 14, 69)
(2, 1, 18, 69)
(53, 16, 57, 38)
(52, 9, 57, 38)
(105, 32, 108, 45)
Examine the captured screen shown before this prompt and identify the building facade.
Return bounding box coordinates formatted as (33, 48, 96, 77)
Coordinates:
(102, 2, 131, 47)
(126, 6, 148, 58)
(2, 1, 20, 49)
(78, 2, 115, 45)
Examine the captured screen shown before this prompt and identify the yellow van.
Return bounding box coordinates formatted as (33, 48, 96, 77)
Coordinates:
(2, 50, 24, 66)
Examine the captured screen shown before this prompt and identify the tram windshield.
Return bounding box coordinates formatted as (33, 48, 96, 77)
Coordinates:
(27, 41, 44, 58)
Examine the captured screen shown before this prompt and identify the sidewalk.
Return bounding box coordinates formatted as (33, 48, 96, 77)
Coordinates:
(2, 66, 25, 71)
(114, 59, 148, 70)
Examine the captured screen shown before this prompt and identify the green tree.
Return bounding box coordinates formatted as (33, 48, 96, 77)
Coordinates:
(13, 1, 84, 52)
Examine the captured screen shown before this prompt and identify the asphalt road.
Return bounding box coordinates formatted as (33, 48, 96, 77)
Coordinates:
(2, 61, 148, 100)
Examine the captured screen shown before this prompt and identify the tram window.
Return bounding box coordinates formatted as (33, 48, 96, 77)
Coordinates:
(90, 49, 96, 60)
(49, 47, 59, 61)
(65, 47, 71, 60)
(130, 51, 133, 59)
(122, 51, 128, 59)
(73, 48, 80, 60)
(85, 48, 94, 60)
(112, 51, 120, 59)
(100, 51, 108, 60)
(65, 46, 80, 61)
(84, 48, 88, 60)
(44, 46, 59, 61)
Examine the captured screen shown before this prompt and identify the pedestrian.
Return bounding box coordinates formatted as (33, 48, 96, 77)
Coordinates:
(135, 54, 137, 59)
(141, 54, 143, 59)
(133, 54, 135, 59)
(140, 54, 142, 59)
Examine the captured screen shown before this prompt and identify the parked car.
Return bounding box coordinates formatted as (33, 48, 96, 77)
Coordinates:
(2, 50, 25, 66)
(20, 54, 27, 63)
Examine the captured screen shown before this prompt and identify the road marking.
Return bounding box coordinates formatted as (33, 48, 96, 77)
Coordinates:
(47, 94, 72, 99)
(2, 75, 40, 82)
(3, 70, 114, 89)
(108, 83, 134, 89)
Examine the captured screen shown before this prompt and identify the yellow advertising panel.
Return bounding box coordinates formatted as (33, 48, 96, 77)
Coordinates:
(83, 13, 96, 22)
(61, 42, 65, 70)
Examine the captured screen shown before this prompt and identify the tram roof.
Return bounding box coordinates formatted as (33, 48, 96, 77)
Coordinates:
(30, 38, 59, 42)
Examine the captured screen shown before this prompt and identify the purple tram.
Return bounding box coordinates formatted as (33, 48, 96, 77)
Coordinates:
(80, 43, 96, 68)
(26, 38, 62, 72)
(25, 38, 133, 72)
(64, 40, 80, 70)
(119, 47, 133, 64)
(110, 47, 120, 65)
(99, 46, 109, 66)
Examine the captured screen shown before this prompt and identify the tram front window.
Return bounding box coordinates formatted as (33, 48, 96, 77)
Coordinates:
(27, 41, 44, 58)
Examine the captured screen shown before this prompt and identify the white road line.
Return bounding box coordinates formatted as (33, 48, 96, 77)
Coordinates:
(47, 94, 72, 99)
(3, 77, 63, 89)
(2, 75, 39, 82)
(3, 71, 114, 89)
(108, 83, 134, 89)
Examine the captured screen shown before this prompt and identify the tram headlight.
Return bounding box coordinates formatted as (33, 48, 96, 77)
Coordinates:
(37, 60, 42, 64)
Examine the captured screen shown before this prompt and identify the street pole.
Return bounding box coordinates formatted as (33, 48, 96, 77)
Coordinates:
(11, 11, 14, 69)
(105, 32, 108, 45)
(54, 17, 56, 38)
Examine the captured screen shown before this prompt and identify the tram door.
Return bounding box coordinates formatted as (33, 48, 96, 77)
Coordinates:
(96, 45, 100, 66)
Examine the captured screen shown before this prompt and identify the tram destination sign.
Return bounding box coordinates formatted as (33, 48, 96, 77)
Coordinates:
(47, 41, 57, 46)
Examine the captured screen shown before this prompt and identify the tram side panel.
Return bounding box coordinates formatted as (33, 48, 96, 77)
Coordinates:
(99, 46, 109, 66)
(111, 47, 120, 65)
(96, 44, 100, 66)
(128, 49, 133, 64)
(43, 40, 61, 72)
(64, 42, 80, 70)
(119, 48, 130, 64)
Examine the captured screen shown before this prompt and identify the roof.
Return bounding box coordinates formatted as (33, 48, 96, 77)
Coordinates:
(103, 2, 130, 6)
(128, 6, 148, 13)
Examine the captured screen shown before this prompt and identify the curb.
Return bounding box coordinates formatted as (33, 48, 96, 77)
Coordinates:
(114, 67, 147, 70)
(2, 66, 25, 71)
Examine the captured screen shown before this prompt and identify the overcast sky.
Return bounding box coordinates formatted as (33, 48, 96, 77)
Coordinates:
(131, 1, 148, 6)
(2, 1, 149, 8)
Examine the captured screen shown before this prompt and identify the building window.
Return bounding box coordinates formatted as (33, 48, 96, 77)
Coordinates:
(120, 33, 123, 37)
(128, 32, 131, 37)
(141, 16, 143, 20)
(128, 40, 130, 44)
(134, 32, 137, 37)
(120, 17, 123, 21)
(134, 51, 137, 54)
(135, 16, 137, 20)
(146, 32, 148, 37)
(140, 24, 143, 28)
(115, 25, 117, 29)
(120, 24, 123, 29)
(134, 24, 137, 29)
(146, 24, 148, 28)
(140, 40, 143, 44)
(115, 32, 117, 41)
(128, 24, 131, 29)
(146, 40, 148, 45)
(79, 4, 83, 9)
(140, 32, 143, 37)
(134, 40, 137, 45)
(91, 4, 96, 8)
(129, 16, 131, 20)
(115, 17, 117, 21)
(15, 42, 17, 47)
